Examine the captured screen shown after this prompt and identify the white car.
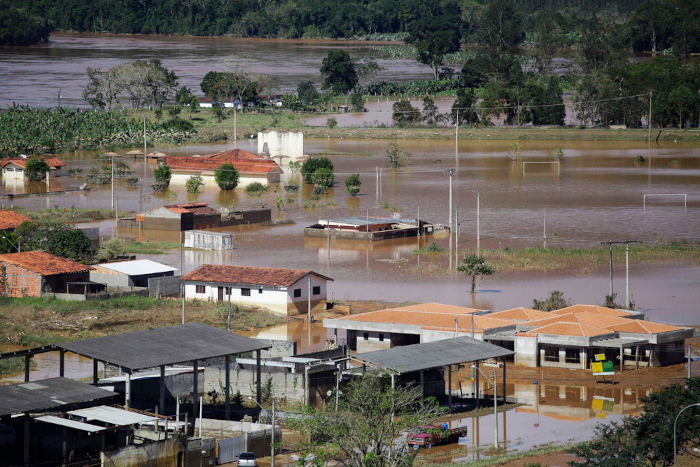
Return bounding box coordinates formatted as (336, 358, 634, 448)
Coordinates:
(237, 452, 257, 466)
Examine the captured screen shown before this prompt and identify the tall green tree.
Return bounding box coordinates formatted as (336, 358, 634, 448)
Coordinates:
(24, 157, 50, 182)
(406, 13, 462, 79)
(297, 81, 319, 107)
(152, 163, 171, 191)
(320, 50, 358, 94)
(344, 173, 361, 196)
(301, 157, 334, 184)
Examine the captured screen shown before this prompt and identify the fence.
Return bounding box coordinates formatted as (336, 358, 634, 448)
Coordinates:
(149, 275, 182, 298)
(643, 193, 687, 209)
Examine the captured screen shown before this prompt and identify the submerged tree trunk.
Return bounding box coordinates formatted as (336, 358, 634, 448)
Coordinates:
(471, 275, 476, 293)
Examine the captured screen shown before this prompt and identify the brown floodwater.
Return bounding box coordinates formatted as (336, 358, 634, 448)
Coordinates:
(3, 138, 698, 323)
(0, 33, 433, 108)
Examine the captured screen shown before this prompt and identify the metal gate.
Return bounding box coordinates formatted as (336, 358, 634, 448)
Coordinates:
(218, 435, 245, 464)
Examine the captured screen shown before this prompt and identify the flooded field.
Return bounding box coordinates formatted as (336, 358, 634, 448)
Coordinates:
(0, 33, 432, 108)
(2, 138, 699, 323)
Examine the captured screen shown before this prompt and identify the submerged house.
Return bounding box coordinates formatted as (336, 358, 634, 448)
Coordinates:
(325, 303, 694, 369)
(132, 202, 271, 231)
(164, 149, 282, 188)
(305, 216, 434, 241)
(181, 264, 333, 315)
(1, 157, 65, 180)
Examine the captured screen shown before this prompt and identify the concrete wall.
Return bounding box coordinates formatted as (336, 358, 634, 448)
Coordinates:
(101, 436, 217, 467)
(515, 336, 538, 367)
(171, 172, 274, 188)
(355, 330, 392, 353)
(204, 364, 305, 401)
(90, 271, 131, 288)
(200, 419, 281, 459)
(258, 131, 304, 158)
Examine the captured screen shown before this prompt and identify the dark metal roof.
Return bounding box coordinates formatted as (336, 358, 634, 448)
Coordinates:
(353, 336, 514, 374)
(56, 323, 270, 371)
(0, 377, 117, 417)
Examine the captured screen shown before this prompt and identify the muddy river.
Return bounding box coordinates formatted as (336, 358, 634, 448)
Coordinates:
(0, 33, 432, 108)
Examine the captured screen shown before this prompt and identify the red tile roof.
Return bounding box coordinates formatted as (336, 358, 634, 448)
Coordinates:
(181, 265, 332, 287)
(0, 210, 31, 230)
(1, 157, 65, 169)
(164, 150, 281, 175)
(0, 251, 91, 276)
(518, 322, 613, 338)
(551, 305, 635, 317)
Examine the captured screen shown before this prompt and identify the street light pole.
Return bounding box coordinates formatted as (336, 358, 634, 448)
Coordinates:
(444, 168, 455, 232)
(674, 403, 700, 466)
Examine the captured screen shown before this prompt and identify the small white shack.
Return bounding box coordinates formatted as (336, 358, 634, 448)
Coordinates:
(184, 230, 233, 250)
(181, 264, 332, 315)
(90, 259, 178, 289)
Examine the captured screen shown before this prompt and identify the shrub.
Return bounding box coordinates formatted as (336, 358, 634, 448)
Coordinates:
(185, 175, 203, 193)
(385, 143, 411, 168)
(25, 157, 50, 181)
(284, 183, 299, 192)
(301, 157, 334, 184)
(311, 167, 334, 193)
(245, 182, 268, 196)
(326, 117, 338, 129)
(533, 290, 569, 311)
(125, 176, 139, 186)
(152, 163, 171, 191)
(345, 173, 361, 196)
(215, 163, 239, 190)
(161, 117, 195, 132)
(551, 148, 564, 161)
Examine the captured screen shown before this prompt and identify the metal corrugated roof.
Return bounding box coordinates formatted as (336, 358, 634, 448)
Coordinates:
(354, 336, 514, 374)
(36, 415, 105, 432)
(57, 323, 270, 371)
(0, 378, 117, 417)
(68, 405, 157, 426)
(319, 216, 418, 226)
(98, 259, 177, 276)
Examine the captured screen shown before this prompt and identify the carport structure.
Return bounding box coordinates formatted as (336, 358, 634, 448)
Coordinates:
(1, 323, 269, 431)
(351, 336, 514, 408)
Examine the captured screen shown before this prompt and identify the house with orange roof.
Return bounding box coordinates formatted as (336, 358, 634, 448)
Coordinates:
(0, 209, 31, 232)
(1, 157, 65, 181)
(0, 251, 102, 298)
(164, 149, 282, 188)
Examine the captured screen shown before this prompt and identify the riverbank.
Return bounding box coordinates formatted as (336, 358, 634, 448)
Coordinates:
(0, 295, 286, 347)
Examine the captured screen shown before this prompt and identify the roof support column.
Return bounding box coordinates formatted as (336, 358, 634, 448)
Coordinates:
(619, 344, 623, 373)
(475, 362, 480, 410)
(125, 372, 131, 408)
(635, 345, 639, 370)
(24, 355, 30, 382)
(93, 359, 98, 386)
(256, 350, 262, 407)
(159, 365, 166, 416)
(447, 365, 452, 410)
(59, 349, 65, 377)
(502, 359, 507, 405)
(419, 369, 425, 399)
(224, 355, 231, 421)
(192, 359, 199, 435)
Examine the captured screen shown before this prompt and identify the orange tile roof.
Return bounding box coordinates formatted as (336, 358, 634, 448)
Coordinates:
(0, 251, 91, 276)
(390, 303, 484, 315)
(1, 157, 65, 169)
(607, 320, 684, 334)
(518, 322, 613, 338)
(488, 307, 551, 322)
(0, 210, 31, 230)
(551, 305, 634, 317)
(164, 149, 282, 175)
(181, 264, 332, 287)
(338, 306, 514, 333)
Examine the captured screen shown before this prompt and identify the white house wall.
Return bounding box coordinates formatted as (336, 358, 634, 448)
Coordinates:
(184, 283, 289, 315)
(171, 172, 273, 188)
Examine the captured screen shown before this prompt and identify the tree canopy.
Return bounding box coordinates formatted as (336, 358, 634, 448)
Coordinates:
(457, 254, 495, 293)
(320, 50, 358, 94)
(301, 157, 334, 184)
(24, 157, 50, 182)
(214, 164, 239, 191)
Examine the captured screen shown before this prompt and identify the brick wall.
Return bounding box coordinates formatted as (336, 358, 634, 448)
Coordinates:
(0, 263, 42, 297)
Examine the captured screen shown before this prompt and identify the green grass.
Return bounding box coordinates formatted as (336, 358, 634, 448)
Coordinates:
(16, 207, 131, 223)
(419, 442, 580, 467)
(414, 241, 444, 255)
(122, 241, 179, 254)
(480, 241, 700, 274)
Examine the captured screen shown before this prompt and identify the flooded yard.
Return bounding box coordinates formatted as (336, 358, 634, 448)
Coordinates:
(3, 138, 699, 324)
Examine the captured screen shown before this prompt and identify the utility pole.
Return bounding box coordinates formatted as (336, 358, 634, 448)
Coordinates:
(625, 242, 630, 308)
(493, 369, 498, 449)
(543, 209, 546, 243)
(141, 117, 146, 213)
(375, 167, 379, 202)
(234, 107, 237, 149)
(476, 191, 480, 255)
(455, 109, 459, 151)
(609, 243, 613, 298)
(648, 90, 653, 145)
(111, 155, 115, 210)
(444, 168, 455, 232)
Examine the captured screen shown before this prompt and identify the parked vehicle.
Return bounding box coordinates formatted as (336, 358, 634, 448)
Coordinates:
(407, 423, 468, 448)
(237, 452, 257, 466)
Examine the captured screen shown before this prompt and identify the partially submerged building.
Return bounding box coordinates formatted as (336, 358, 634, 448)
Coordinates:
(90, 259, 177, 289)
(325, 303, 694, 369)
(1, 157, 65, 180)
(164, 149, 282, 188)
(132, 202, 271, 231)
(184, 230, 233, 250)
(181, 264, 333, 315)
(0, 251, 102, 298)
(257, 130, 304, 160)
(305, 216, 435, 241)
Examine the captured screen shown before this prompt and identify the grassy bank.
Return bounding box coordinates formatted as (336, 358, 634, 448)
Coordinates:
(131, 109, 700, 143)
(413, 242, 700, 276)
(122, 241, 180, 254)
(14, 207, 132, 224)
(0, 295, 286, 347)
(418, 442, 580, 466)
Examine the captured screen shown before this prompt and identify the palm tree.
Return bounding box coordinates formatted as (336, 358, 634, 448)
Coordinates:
(457, 254, 495, 294)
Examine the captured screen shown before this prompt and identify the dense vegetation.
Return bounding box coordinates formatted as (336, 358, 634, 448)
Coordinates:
(0, 107, 194, 155)
(9, 1, 654, 41)
(0, 1, 52, 45)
